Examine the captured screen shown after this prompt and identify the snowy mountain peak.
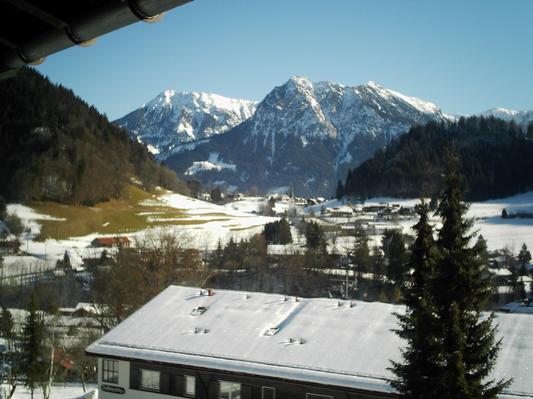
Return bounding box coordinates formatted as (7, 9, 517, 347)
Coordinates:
(482, 107, 533, 127)
(361, 81, 441, 115)
(365, 80, 383, 89)
(115, 91, 257, 159)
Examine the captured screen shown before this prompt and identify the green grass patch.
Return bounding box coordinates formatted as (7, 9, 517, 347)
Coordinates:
(30, 185, 197, 240)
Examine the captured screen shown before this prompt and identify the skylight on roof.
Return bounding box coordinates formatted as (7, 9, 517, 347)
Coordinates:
(264, 327, 280, 336)
(190, 306, 208, 316)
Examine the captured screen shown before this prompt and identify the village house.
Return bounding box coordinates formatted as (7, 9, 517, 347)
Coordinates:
(0, 239, 19, 255)
(91, 236, 131, 248)
(86, 286, 532, 399)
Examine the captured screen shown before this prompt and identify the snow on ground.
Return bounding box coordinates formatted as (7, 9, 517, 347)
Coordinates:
(223, 197, 264, 213)
(310, 192, 533, 253)
(6, 191, 533, 263)
(3, 384, 97, 399)
(6, 204, 65, 238)
(5, 193, 279, 267)
(0, 255, 52, 278)
(141, 193, 278, 249)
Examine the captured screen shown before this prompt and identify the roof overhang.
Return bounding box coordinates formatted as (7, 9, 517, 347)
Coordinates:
(0, 0, 192, 78)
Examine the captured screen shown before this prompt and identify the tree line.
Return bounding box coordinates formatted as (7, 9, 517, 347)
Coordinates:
(0, 67, 188, 206)
(341, 116, 533, 201)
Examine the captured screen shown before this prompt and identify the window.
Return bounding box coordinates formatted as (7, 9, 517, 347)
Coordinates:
(262, 386, 275, 399)
(305, 394, 333, 399)
(219, 381, 241, 399)
(185, 375, 196, 397)
(140, 369, 160, 391)
(102, 359, 118, 384)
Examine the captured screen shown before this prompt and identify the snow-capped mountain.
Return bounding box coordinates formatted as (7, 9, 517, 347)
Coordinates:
(114, 90, 257, 158)
(163, 76, 448, 196)
(481, 108, 533, 128)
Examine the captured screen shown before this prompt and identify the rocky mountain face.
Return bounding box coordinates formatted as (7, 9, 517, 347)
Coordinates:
(160, 77, 448, 196)
(114, 90, 257, 159)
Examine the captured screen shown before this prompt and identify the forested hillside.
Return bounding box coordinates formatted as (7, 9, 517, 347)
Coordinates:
(343, 116, 533, 201)
(0, 68, 188, 204)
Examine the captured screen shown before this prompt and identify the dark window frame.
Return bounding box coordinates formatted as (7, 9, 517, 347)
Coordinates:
(219, 380, 241, 399)
(305, 394, 334, 399)
(262, 386, 276, 399)
(139, 368, 161, 392)
(102, 359, 119, 384)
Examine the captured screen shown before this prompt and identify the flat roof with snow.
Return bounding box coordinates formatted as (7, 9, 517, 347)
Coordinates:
(86, 286, 532, 397)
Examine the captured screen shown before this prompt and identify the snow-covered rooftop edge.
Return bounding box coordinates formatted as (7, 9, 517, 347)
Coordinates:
(86, 286, 533, 398)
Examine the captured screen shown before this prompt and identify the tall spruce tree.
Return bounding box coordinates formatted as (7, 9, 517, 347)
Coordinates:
(432, 155, 510, 398)
(390, 201, 440, 397)
(0, 305, 14, 340)
(391, 157, 511, 399)
(21, 295, 47, 399)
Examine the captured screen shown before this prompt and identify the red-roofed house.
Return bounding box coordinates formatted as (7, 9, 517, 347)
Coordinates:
(91, 237, 131, 248)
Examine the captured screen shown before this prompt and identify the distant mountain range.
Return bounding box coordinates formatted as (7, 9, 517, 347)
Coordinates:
(115, 77, 532, 196)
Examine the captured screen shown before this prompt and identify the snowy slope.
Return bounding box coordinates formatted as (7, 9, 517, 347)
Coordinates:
(115, 91, 257, 159)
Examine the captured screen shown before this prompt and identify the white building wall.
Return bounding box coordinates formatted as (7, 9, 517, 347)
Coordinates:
(97, 358, 188, 399)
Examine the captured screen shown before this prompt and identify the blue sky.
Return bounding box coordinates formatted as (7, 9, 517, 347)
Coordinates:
(36, 0, 533, 120)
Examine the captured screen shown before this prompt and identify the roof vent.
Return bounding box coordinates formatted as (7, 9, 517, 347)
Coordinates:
(190, 306, 207, 316)
(244, 293, 250, 299)
(349, 301, 355, 308)
(283, 295, 288, 302)
(193, 327, 209, 334)
(337, 301, 343, 307)
(298, 338, 306, 344)
(295, 296, 300, 302)
(264, 327, 280, 336)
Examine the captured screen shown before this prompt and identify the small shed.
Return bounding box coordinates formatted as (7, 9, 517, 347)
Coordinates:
(91, 236, 131, 248)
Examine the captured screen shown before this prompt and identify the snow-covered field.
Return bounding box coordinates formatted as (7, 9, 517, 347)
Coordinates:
(5, 190, 533, 274)
(1, 384, 96, 399)
(337, 192, 533, 252)
(5, 193, 278, 269)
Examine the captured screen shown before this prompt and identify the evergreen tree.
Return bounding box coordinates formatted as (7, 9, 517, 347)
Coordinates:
(0, 195, 6, 220)
(305, 221, 326, 251)
(335, 180, 345, 200)
(370, 246, 386, 279)
(391, 159, 511, 398)
(352, 225, 371, 274)
(527, 123, 533, 139)
(0, 305, 13, 339)
(517, 243, 531, 276)
(390, 201, 440, 397)
(432, 156, 511, 398)
(263, 219, 292, 244)
(383, 230, 408, 286)
(473, 235, 489, 267)
(21, 295, 47, 399)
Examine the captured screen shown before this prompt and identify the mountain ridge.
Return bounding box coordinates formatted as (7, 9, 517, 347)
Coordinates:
(115, 90, 257, 159)
(161, 77, 448, 196)
(115, 77, 533, 197)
